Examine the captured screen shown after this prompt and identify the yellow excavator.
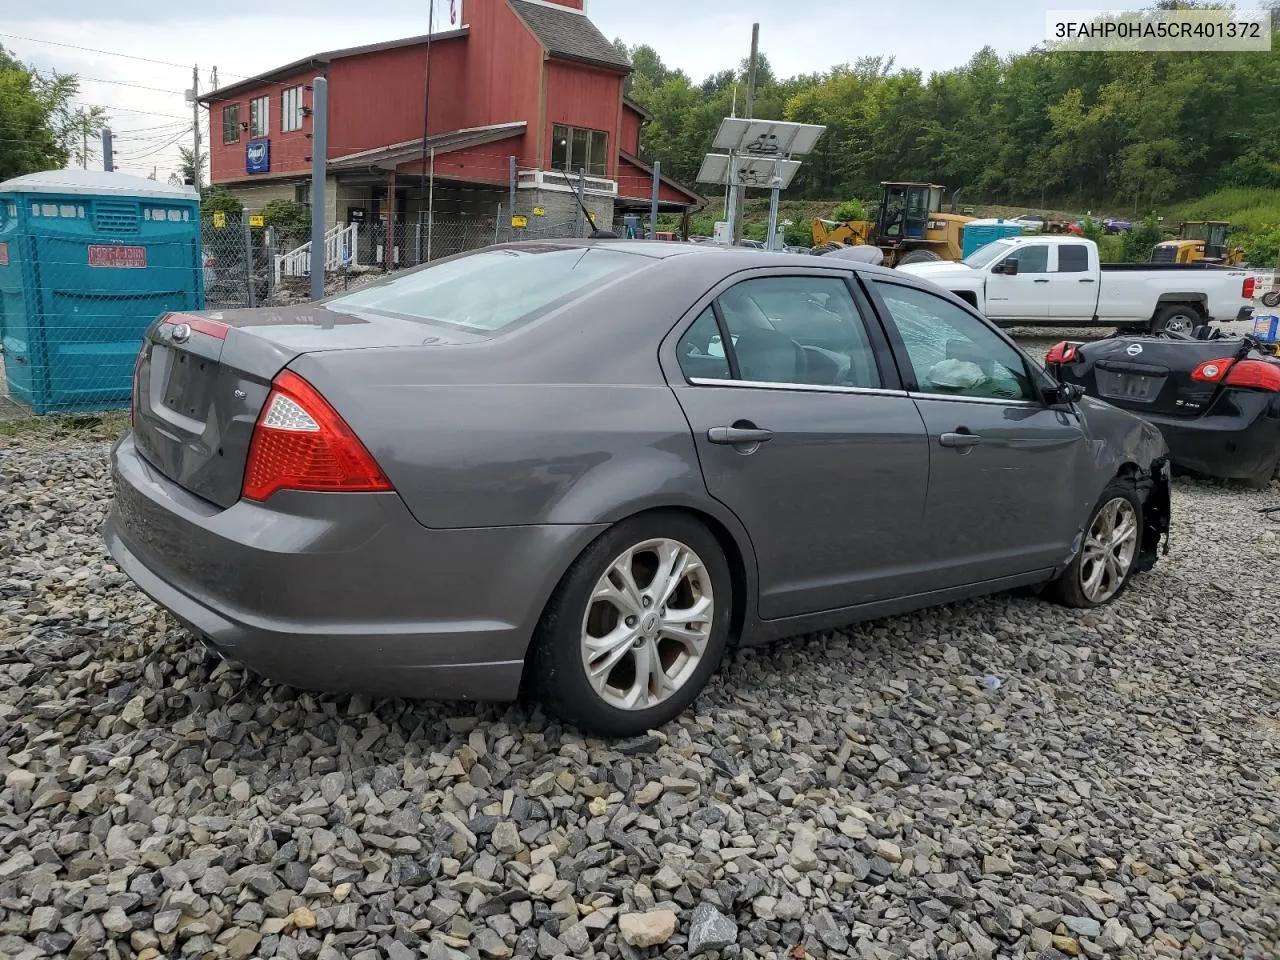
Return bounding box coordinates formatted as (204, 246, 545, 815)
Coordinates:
(812, 182, 973, 267)
(1151, 221, 1245, 266)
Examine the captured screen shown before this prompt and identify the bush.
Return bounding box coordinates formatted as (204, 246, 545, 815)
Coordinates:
(200, 189, 241, 225)
(783, 219, 813, 247)
(260, 199, 312, 243)
(1239, 224, 1280, 266)
(1120, 214, 1163, 262)
(833, 199, 867, 223)
(1079, 216, 1105, 244)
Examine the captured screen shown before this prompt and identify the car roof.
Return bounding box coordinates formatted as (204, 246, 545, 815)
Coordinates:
(504, 238, 902, 278)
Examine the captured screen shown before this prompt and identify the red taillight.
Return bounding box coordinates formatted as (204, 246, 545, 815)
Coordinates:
(1243, 276, 1256, 300)
(1225, 359, 1280, 391)
(242, 370, 393, 502)
(1045, 341, 1079, 364)
(1191, 357, 1235, 383)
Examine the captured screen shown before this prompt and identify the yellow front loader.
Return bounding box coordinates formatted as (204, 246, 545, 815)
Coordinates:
(811, 182, 973, 267)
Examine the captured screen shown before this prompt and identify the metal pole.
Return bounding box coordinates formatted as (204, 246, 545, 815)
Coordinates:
(509, 156, 517, 238)
(191, 65, 201, 191)
(495, 203, 502, 245)
(427, 146, 435, 262)
(576, 168, 586, 236)
(101, 128, 113, 172)
(309, 76, 329, 301)
(732, 24, 759, 245)
(650, 159, 660, 239)
(725, 152, 738, 244)
(266, 226, 276, 299)
(766, 158, 781, 250)
(243, 220, 257, 308)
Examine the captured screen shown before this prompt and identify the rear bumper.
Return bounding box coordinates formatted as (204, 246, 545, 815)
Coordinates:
(1142, 396, 1280, 480)
(103, 432, 606, 701)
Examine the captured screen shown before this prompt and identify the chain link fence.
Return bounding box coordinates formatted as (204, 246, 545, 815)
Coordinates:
(0, 202, 601, 415)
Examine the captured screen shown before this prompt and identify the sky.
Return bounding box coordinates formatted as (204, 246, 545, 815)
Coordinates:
(3, 0, 1176, 182)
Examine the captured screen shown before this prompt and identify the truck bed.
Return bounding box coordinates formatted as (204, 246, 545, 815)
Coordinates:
(1101, 262, 1237, 272)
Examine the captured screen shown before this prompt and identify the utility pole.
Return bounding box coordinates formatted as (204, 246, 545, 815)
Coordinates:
(731, 23, 759, 245)
(102, 128, 113, 172)
(81, 118, 88, 169)
(191, 64, 202, 191)
(211, 66, 219, 91)
(309, 76, 329, 301)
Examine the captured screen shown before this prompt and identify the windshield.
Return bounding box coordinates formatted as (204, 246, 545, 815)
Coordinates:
(325, 245, 641, 331)
(963, 238, 1017, 269)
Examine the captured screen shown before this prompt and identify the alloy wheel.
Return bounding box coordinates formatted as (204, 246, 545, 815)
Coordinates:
(579, 538, 714, 711)
(1079, 498, 1140, 603)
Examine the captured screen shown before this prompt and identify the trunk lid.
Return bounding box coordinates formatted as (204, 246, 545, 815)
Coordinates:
(1058, 335, 1249, 419)
(131, 304, 480, 508)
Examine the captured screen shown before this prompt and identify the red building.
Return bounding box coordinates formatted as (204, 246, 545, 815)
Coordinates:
(199, 0, 702, 239)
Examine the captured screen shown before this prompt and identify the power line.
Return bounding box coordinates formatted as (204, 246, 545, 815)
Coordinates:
(73, 102, 190, 121)
(0, 32, 247, 79)
(75, 75, 186, 95)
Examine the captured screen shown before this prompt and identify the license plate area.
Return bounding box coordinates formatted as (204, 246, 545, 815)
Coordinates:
(153, 344, 216, 420)
(1096, 369, 1166, 402)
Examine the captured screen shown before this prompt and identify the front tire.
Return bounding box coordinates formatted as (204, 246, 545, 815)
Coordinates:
(1045, 479, 1144, 608)
(1243, 453, 1280, 490)
(1261, 290, 1280, 308)
(530, 512, 732, 736)
(898, 249, 943, 266)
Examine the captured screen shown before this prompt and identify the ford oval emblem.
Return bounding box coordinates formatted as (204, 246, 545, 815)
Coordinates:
(171, 323, 191, 343)
(1126, 343, 1143, 357)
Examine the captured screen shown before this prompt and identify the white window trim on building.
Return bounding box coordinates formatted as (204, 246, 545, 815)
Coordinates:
(282, 86, 304, 133)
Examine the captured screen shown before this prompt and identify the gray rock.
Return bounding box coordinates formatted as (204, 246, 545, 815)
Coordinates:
(688, 902, 738, 955)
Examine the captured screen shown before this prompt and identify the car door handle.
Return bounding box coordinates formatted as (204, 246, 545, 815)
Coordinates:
(1079, 278, 1096, 283)
(939, 432, 983, 449)
(708, 426, 774, 445)
(1033, 278, 1050, 283)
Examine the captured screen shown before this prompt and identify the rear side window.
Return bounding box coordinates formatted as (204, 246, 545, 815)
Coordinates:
(1056, 244, 1090, 272)
(325, 246, 641, 331)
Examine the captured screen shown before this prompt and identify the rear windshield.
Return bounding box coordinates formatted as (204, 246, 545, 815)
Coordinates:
(325, 245, 640, 331)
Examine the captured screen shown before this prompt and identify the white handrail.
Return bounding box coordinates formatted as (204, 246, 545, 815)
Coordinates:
(274, 223, 360, 284)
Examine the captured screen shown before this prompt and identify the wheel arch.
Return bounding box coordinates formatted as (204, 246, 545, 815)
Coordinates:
(519, 502, 758, 681)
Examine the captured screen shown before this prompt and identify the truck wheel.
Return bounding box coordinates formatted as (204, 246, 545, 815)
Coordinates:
(1150, 304, 1202, 336)
(898, 250, 942, 266)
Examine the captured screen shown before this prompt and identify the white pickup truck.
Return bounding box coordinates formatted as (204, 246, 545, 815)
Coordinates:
(899, 235, 1255, 334)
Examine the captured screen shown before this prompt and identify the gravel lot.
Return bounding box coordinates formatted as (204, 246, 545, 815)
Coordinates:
(2, 397, 1279, 960)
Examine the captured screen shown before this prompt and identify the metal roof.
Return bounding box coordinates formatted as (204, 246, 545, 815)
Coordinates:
(0, 169, 198, 200)
(507, 0, 632, 72)
(198, 30, 470, 103)
(329, 122, 528, 170)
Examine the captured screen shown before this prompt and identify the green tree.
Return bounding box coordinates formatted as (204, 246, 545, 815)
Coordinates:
(833, 200, 867, 222)
(260, 198, 311, 241)
(169, 145, 206, 190)
(0, 44, 103, 180)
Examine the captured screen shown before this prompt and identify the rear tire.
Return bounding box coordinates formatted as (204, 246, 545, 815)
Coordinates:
(529, 512, 732, 736)
(1150, 304, 1203, 336)
(1044, 478, 1144, 608)
(898, 249, 943, 266)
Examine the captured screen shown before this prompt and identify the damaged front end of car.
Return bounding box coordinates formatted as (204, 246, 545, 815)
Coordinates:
(1133, 456, 1172, 574)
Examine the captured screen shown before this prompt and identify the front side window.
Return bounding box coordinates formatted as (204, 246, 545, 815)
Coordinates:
(222, 104, 240, 144)
(326, 246, 641, 332)
(678, 277, 881, 389)
(873, 281, 1035, 402)
(282, 86, 304, 133)
(1009, 244, 1049, 274)
(250, 95, 269, 138)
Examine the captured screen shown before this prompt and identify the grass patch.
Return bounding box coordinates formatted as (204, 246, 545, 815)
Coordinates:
(1167, 188, 1280, 232)
(0, 410, 130, 441)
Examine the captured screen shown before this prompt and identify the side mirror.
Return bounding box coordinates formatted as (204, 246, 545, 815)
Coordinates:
(1047, 382, 1084, 405)
(1000, 258, 1020, 276)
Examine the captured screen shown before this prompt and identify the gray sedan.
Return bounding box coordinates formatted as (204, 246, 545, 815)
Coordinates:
(105, 241, 1172, 735)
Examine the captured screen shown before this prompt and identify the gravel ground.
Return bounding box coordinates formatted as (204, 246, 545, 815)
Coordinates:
(2, 416, 1279, 960)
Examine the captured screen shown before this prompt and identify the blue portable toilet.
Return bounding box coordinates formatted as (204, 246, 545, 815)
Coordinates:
(961, 218, 1026, 259)
(0, 169, 203, 414)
